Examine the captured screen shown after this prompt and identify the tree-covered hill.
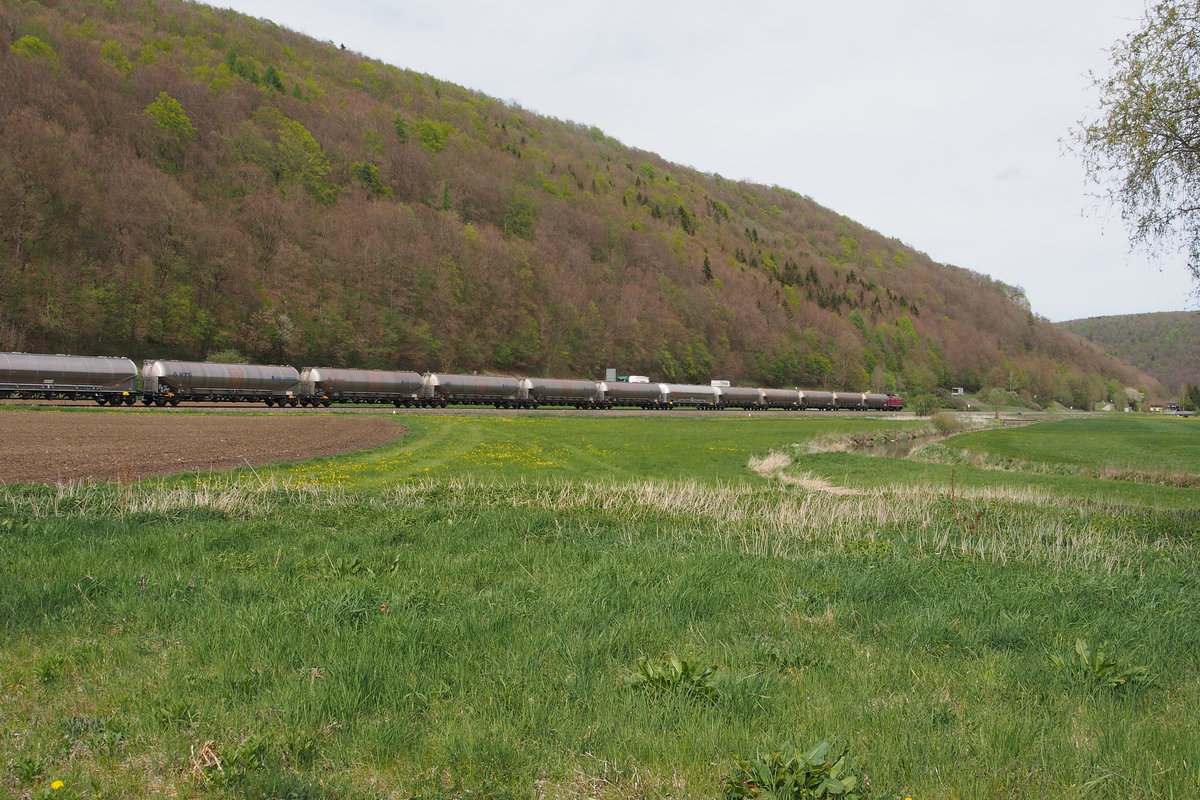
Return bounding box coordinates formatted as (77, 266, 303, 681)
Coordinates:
(1058, 311, 1200, 394)
(0, 0, 1161, 406)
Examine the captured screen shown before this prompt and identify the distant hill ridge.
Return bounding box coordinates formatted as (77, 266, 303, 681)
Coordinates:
(1058, 311, 1200, 393)
(0, 0, 1161, 407)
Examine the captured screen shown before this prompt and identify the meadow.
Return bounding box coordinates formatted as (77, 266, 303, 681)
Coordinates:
(1, 412, 1198, 799)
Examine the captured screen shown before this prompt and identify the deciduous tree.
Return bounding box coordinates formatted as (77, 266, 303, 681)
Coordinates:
(1072, 1, 1200, 288)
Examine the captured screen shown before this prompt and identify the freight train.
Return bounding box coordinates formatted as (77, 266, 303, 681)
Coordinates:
(0, 352, 905, 411)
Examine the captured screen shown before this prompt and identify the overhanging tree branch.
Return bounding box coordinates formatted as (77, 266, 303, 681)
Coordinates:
(1070, 0, 1200, 289)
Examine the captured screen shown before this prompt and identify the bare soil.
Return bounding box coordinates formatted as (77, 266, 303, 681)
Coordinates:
(0, 410, 406, 484)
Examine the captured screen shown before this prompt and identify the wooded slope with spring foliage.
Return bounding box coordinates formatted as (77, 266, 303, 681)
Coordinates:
(1059, 311, 1200, 395)
(0, 0, 1161, 405)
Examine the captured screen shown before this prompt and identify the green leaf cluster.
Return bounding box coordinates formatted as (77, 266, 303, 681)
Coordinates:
(241, 108, 338, 204)
(144, 91, 195, 142)
(724, 740, 869, 800)
(10, 34, 57, 65)
(626, 655, 720, 703)
(350, 161, 393, 198)
(414, 119, 453, 153)
(100, 39, 132, 76)
(1050, 638, 1155, 693)
(503, 192, 538, 240)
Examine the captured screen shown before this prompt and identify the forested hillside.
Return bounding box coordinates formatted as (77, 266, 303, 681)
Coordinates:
(1059, 311, 1200, 394)
(0, 0, 1161, 406)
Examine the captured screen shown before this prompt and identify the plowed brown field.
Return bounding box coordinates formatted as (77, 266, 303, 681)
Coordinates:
(0, 410, 405, 484)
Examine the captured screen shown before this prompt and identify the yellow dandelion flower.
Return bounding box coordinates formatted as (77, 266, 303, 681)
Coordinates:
(51, 780, 65, 790)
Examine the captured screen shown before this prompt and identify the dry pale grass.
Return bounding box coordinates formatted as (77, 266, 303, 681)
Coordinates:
(0, 475, 344, 519)
(747, 450, 792, 476)
(381, 477, 1178, 571)
(1097, 466, 1200, 488)
(190, 740, 223, 783)
(533, 759, 698, 800)
(749, 450, 863, 494)
(3, 471, 1186, 572)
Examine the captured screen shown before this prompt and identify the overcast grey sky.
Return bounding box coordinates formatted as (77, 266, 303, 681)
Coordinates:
(216, 0, 1197, 322)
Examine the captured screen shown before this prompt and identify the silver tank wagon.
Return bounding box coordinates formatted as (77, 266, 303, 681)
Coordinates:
(833, 392, 867, 410)
(864, 393, 891, 410)
(760, 388, 801, 409)
(423, 373, 521, 407)
(142, 360, 300, 406)
(598, 380, 666, 409)
(799, 390, 835, 410)
(717, 385, 764, 409)
(661, 383, 720, 409)
(519, 377, 602, 408)
(301, 367, 423, 407)
(0, 352, 138, 405)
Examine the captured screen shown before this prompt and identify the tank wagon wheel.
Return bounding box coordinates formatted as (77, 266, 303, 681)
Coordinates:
(169, 398, 180, 407)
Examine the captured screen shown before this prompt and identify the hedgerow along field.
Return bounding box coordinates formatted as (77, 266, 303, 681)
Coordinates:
(1, 412, 1197, 799)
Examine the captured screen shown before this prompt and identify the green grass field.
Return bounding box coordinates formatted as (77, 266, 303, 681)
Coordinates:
(949, 415, 1200, 472)
(2, 412, 1198, 799)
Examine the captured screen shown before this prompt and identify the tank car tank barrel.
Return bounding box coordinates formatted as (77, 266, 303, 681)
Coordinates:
(5, 351, 904, 412)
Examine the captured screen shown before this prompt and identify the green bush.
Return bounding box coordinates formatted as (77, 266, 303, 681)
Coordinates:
(910, 394, 938, 417)
(931, 412, 964, 434)
(205, 348, 247, 364)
